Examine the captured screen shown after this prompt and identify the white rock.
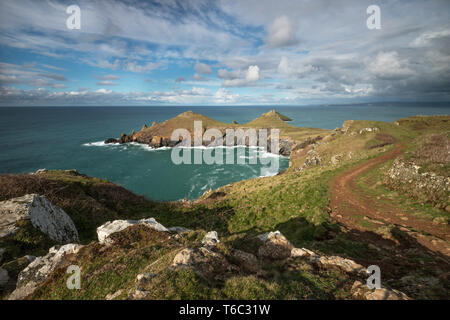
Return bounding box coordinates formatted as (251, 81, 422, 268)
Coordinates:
(331, 154, 343, 165)
(291, 247, 316, 258)
(105, 289, 123, 300)
(96, 218, 168, 244)
(172, 248, 195, 266)
(359, 127, 379, 134)
(257, 230, 282, 242)
(202, 231, 220, 246)
(0, 194, 79, 243)
(9, 243, 83, 300)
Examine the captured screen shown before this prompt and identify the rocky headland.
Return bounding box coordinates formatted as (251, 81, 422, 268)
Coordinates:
(104, 110, 324, 156)
(0, 113, 449, 300)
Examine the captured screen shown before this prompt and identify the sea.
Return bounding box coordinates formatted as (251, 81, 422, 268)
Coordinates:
(0, 103, 448, 201)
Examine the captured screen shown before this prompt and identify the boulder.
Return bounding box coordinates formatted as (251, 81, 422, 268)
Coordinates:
(128, 288, 150, 300)
(172, 247, 232, 280)
(104, 138, 119, 144)
(0, 194, 79, 243)
(202, 231, 220, 246)
(311, 255, 365, 274)
(365, 288, 410, 300)
(231, 249, 264, 275)
(359, 127, 379, 134)
(257, 231, 294, 260)
(331, 154, 343, 165)
(97, 218, 168, 244)
(290, 247, 316, 258)
(9, 243, 83, 300)
(172, 248, 195, 266)
(105, 289, 123, 300)
(150, 136, 163, 147)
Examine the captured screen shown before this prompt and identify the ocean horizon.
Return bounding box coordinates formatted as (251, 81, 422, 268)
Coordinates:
(1, 102, 449, 201)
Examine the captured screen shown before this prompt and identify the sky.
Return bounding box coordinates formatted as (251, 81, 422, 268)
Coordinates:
(0, 0, 449, 106)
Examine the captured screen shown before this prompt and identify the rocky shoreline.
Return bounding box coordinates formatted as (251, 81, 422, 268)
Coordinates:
(103, 110, 307, 156)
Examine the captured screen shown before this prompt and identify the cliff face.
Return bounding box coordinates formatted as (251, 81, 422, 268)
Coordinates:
(105, 110, 311, 156)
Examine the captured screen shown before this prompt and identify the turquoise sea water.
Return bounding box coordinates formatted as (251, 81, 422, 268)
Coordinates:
(0, 103, 448, 201)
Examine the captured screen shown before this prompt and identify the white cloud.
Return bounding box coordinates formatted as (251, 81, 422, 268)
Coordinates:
(410, 29, 450, 47)
(223, 65, 260, 87)
(95, 88, 113, 94)
(265, 15, 297, 47)
(368, 51, 415, 80)
(246, 65, 259, 81)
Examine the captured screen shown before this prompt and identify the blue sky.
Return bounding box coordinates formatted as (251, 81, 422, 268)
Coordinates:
(0, 0, 449, 106)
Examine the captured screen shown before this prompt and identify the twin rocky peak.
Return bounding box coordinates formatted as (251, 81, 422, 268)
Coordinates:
(104, 110, 296, 156)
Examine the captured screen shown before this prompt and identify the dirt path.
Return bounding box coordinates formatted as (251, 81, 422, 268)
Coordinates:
(330, 143, 450, 256)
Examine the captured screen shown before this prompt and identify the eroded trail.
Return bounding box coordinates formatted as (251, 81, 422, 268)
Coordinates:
(330, 143, 450, 256)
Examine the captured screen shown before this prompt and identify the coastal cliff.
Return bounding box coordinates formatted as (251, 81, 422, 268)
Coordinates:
(104, 110, 326, 156)
(1, 114, 449, 300)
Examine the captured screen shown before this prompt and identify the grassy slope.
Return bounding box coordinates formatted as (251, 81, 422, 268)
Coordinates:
(1, 114, 449, 299)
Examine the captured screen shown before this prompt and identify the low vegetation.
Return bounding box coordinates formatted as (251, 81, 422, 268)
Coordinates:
(1, 113, 449, 300)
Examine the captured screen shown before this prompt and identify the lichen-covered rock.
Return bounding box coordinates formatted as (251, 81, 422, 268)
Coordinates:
(351, 280, 410, 300)
(359, 127, 379, 134)
(304, 149, 321, 167)
(105, 289, 123, 300)
(0, 194, 79, 243)
(365, 288, 410, 300)
(290, 247, 316, 258)
(202, 231, 220, 246)
(311, 255, 365, 274)
(9, 243, 83, 300)
(385, 159, 449, 208)
(97, 218, 168, 244)
(257, 231, 294, 260)
(172, 247, 232, 280)
(231, 249, 264, 275)
(331, 154, 343, 165)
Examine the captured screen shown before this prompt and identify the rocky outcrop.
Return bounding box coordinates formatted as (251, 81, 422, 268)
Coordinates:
(351, 281, 410, 300)
(201, 231, 220, 246)
(385, 159, 450, 210)
(257, 231, 294, 260)
(9, 243, 83, 300)
(311, 255, 366, 274)
(104, 110, 302, 156)
(331, 154, 343, 165)
(96, 218, 168, 244)
(0, 194, 79, 243)
(359, 127, 379, 134)
(104, 138, 119, 144)
(172, 246, 232, 280)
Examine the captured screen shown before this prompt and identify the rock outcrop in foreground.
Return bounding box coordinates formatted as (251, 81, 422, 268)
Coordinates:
(0, 194, 79, 243)
(9, 244, 83, 300)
